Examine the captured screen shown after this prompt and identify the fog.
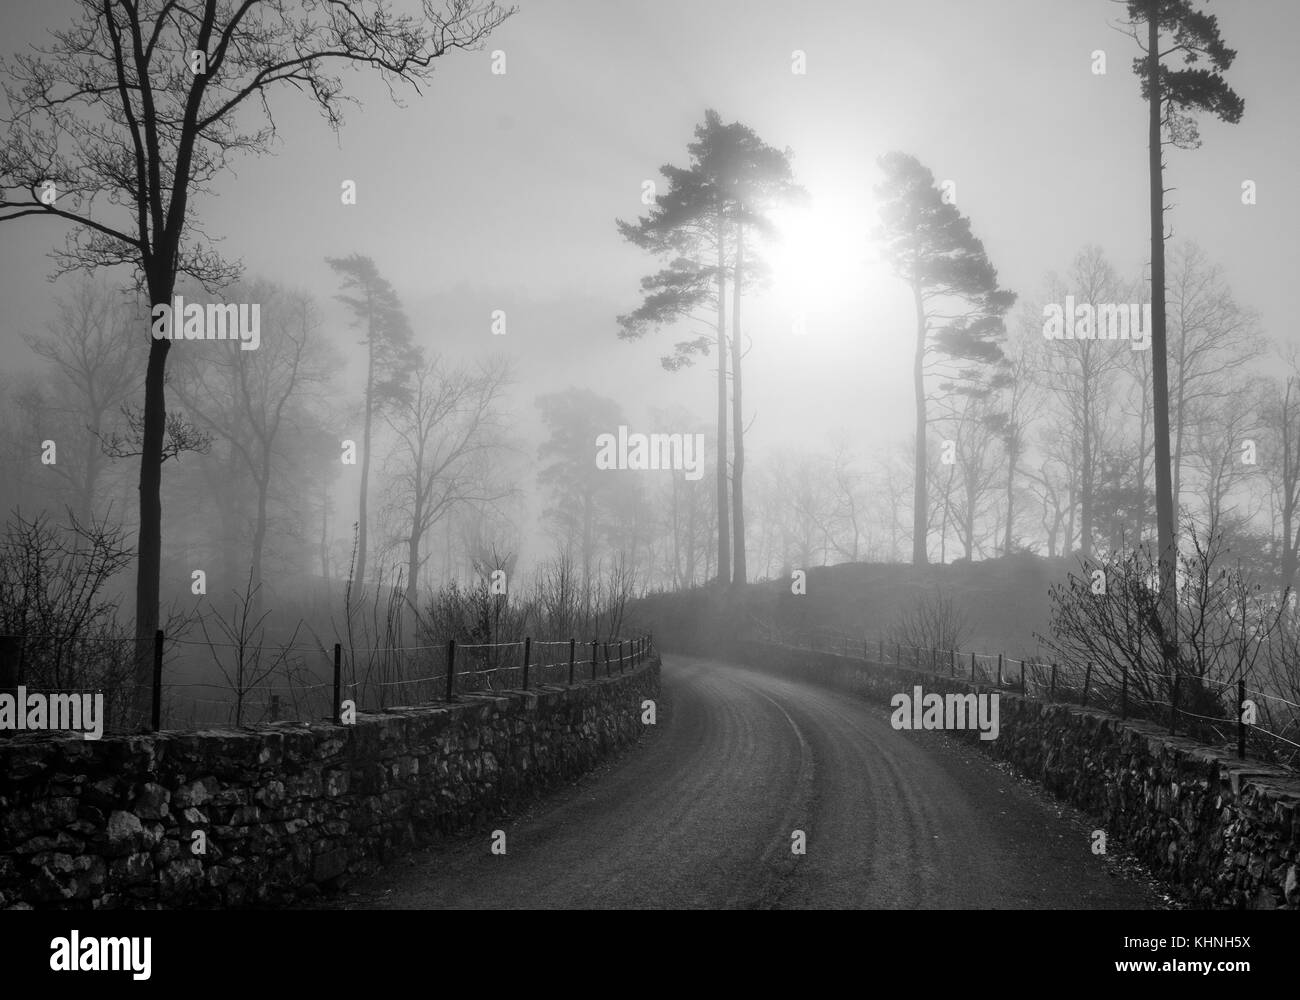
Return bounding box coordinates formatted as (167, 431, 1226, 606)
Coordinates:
(1, 0, 1298, 734)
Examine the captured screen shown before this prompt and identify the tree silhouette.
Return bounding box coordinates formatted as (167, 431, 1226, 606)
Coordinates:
(873, 151, 1015, 566)
(1120, 0, 1243, 666)
(618, 109, 801, 585)
(0, 0, 513, 725)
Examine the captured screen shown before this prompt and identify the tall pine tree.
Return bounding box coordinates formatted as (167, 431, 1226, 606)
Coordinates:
(1123, 0, 1243, 665)
(874, 152, 1015, 565)
(327, 254, 420, 592)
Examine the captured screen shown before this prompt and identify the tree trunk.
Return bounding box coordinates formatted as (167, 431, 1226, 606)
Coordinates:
(911, 280, 929, 565)
(251, 463, 269, 619)
(715, 213, 731, 585)
(406, 532, 420, 614)
(1136, 364, 1149, 545)
(1003, 434, 1016, 555)
(356, 301, 375, 590)
(1148, 8, 1179, 659)
(731, 220, 746, 586)
(319, 486, 331, 580)
(1081, 377, 1093, 560)
(132, 301, 172, 728)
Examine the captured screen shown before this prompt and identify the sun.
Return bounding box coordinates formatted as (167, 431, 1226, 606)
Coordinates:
(760, 194, 888, 346)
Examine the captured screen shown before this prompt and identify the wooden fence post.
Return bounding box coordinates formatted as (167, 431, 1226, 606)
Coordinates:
(522, 637, 531, 690)
(445, 639, 456, 702)
(569, 638, 576, 685)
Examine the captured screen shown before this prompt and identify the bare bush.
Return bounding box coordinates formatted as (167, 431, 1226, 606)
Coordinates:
(887, 588, 969, 664)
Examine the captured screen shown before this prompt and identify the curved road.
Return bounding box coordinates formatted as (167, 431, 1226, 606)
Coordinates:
(326, 655, 1167, 909)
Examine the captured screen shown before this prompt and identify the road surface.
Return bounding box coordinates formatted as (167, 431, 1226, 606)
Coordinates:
(323, 654, 1169, 909)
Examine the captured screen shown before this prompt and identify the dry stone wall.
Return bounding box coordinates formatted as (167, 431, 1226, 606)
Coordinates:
(735, 639, 1299, 910)
(0, 657, 659, 909)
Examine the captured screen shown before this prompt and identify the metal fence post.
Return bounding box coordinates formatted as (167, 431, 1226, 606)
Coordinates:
(569, 638, 576, 685)
(950, 649, 956, 678)
(604, 642, 610, 677)
(970, 651, 976, 682)
(445, 639, 456, 701)
(997, 653, 1003, 687)
(1020, 660, 1025, 696)
(591, 639, 597, 681)
(1237, 678, 1246, 759)
(522, 636, 531, 690)
(151, 629, 164, 731)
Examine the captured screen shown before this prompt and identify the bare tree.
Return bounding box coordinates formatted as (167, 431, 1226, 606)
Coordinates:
(24, 279, 141, 523)
(383, 355, 512, 614)
(0, 0, 513, 723)
(171, 281, 335, 614)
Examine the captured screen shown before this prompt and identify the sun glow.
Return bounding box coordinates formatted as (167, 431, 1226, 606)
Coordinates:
(761, 194, 890, 348)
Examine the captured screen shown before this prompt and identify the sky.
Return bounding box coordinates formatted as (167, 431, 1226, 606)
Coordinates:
(1, 0, 1296, 500)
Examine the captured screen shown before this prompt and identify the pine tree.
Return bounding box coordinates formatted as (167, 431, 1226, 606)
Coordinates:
(874, 152, 1016, 565)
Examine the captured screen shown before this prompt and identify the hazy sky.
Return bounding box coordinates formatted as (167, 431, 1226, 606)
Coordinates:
(1, 0, 1296, 466)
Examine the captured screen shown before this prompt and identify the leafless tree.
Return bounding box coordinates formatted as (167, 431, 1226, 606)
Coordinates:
(0, 0, 514, 724)
(382, 354, 512, 615)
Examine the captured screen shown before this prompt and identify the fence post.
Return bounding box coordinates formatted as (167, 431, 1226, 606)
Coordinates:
(896, 642, 900, 666)
(445, 639, 456, 702)
(950, 649, 956, 678)
(331, 642, 342, 721)
(1082, 661, 1092, 707)
(1020, 660, 1025, 696)
(620, 640, 626, 673)
(270, 694, 280, 722)
(1169, 672, 1178, 735)
(151, 629, 164, 732)
(591, 640, 597, 681)
(1050, 663, 1057, 701)
(522, 636, 531, 690)
(569, 638, 576, 685)
(604, 642, 610, 677)
(997, 653, 1003, 687)
(931, 647, 936, 674)
(1237, 678, 1246, 760)
(970, 651, 976, 682)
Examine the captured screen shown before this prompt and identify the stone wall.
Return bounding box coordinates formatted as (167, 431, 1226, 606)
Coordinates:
(0, 657, 659, 909)
(734, 639, 1300, 910)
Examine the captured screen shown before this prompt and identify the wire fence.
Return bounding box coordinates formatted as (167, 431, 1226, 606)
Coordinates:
(750, 622, 1300, 771)
(0, 630, 656, 735)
